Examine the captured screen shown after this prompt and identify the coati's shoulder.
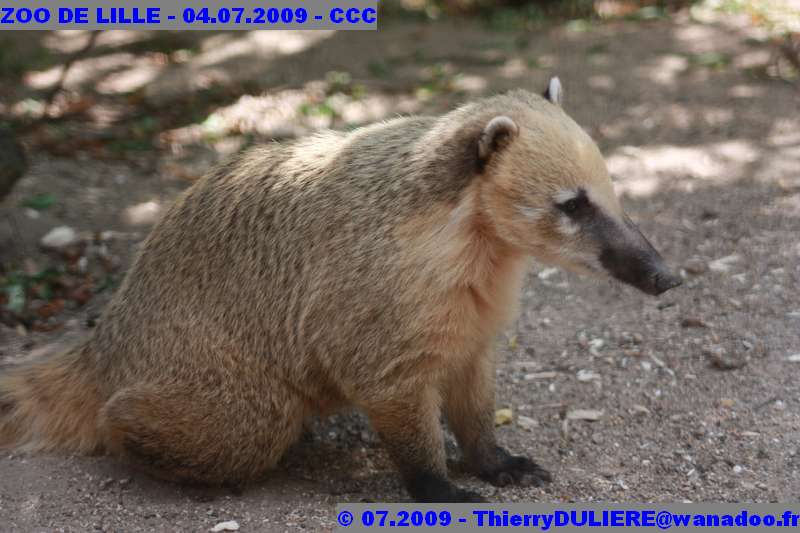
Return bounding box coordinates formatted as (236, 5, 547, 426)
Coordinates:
(191, 89, 583, 212)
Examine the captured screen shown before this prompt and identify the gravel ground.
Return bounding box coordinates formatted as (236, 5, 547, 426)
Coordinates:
(1, 14, 799, 532)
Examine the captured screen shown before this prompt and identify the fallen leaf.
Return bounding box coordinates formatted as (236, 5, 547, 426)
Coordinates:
(35, 298, 65, 319)
(708, 254, 741, 273)
(507, 335, 518, 351)
(517, 415, 538, 431)
(494, 408, 513, 426)
(567, 409, 603, 421)
(524, 371, 557, 380)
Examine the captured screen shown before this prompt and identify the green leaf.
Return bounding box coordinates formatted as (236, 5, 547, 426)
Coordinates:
(3, 283, 26, 314)
(21, 193, 56, 211)
(687, 52, 731, 70)
(30, 267, 62, 282)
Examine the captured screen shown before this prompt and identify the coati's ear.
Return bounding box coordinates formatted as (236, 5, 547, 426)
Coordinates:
(543, 76, 563, 106)
(477, 115, 518, 165)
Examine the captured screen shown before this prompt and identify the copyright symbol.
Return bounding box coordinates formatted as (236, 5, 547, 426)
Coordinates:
(656, 510, 673, 530)
(338, 510, 354, 527)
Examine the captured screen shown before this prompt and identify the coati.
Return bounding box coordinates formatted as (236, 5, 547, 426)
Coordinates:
(0, 78, 681, 502)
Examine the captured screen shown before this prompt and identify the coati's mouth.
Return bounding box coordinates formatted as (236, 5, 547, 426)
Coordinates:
(598, 241, 682, 296)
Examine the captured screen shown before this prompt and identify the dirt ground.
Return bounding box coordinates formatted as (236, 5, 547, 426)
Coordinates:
(1, 10, 799, 533)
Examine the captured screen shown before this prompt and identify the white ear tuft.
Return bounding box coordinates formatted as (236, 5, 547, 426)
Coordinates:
(478, 115, 519, 162)
(544, 76, 563, 106)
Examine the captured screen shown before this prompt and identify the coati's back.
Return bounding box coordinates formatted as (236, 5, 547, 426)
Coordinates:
(91, 114, 479, 394)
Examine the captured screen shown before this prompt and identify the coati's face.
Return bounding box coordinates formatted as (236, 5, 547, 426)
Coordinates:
(476, 80, 681, 296)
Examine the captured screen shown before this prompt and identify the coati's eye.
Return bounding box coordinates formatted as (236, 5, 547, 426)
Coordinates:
(559, 198, 580, 214)
(556, 191, 588, 215)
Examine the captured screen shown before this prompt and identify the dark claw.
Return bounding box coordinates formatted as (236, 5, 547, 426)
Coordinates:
(453, 488, 487, 503)
(406, 471, 486, 502)
(475, 447, 553, 488)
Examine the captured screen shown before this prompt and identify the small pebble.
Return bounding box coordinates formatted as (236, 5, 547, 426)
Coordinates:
(680, 317, 708, 329)
(683, 257, 707, 275)
(576, 369, 600, 382)
(210, 521, 239, 532)
(40, 226, 79, 249)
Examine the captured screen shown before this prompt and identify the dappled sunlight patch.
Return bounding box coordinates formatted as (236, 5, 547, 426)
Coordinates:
(638, 54, 689, 86)
(598, 101, 740, 143)
(732, 48, 772, 70)
(160, 85, 421, 151)
(499, 57, 528, 79)
(95, 64, 161, 95)
(728, 84, 766, 98)
(588, 74, 616, 91)
(609, 140, 760, 197)
(25, 53, 141, 90)
(613, 174, 661, 198)
(756, 119, 800, 186)
(247, 30, 335, 56)
(452, 74, 487, 93)
(194, 33, 257, 67)
(41, 30, 97, 54)
(142, 30, 334, 104)
(672, 23, 742, 55)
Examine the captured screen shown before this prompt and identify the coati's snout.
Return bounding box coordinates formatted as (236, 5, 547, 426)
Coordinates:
(594, 212, 682, 296)
(546, 187, 682, 296)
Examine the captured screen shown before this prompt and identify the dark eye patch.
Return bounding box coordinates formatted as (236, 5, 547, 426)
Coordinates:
(555, 188, 590, 216)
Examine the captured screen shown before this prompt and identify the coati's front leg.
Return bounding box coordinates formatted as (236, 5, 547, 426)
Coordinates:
(444, 352, 552, 488)
(366, 388, 484, 502)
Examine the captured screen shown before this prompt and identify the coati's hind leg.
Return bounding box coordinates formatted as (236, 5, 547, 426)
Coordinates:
(365, 387, 484, 502)
(99, 380, 305, 486)
(444, 352, 552, 487)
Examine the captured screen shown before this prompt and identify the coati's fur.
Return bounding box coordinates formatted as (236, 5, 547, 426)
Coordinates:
(0, 82, 678, 501)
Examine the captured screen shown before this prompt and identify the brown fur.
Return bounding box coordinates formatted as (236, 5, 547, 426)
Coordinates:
(0, 342, 104, 454)
(0, 89, 616, 497)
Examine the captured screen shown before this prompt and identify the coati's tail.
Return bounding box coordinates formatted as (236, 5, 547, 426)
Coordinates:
(0, 343, 104, 454)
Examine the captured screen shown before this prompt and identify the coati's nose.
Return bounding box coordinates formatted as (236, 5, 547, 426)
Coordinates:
(596, 214, 683, 297)
(652, 271, 682, 295)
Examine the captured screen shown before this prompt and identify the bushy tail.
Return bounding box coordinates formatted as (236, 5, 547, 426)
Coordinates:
(0, 342, 104, 454)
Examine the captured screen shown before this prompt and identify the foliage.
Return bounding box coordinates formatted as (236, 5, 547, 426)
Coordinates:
(700, 0, 800, 36)
(20, 193, 56, 211)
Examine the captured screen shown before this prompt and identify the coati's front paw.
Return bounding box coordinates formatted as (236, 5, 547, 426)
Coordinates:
(406, 471, 487, 502)
(475, 447, 552, 488)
